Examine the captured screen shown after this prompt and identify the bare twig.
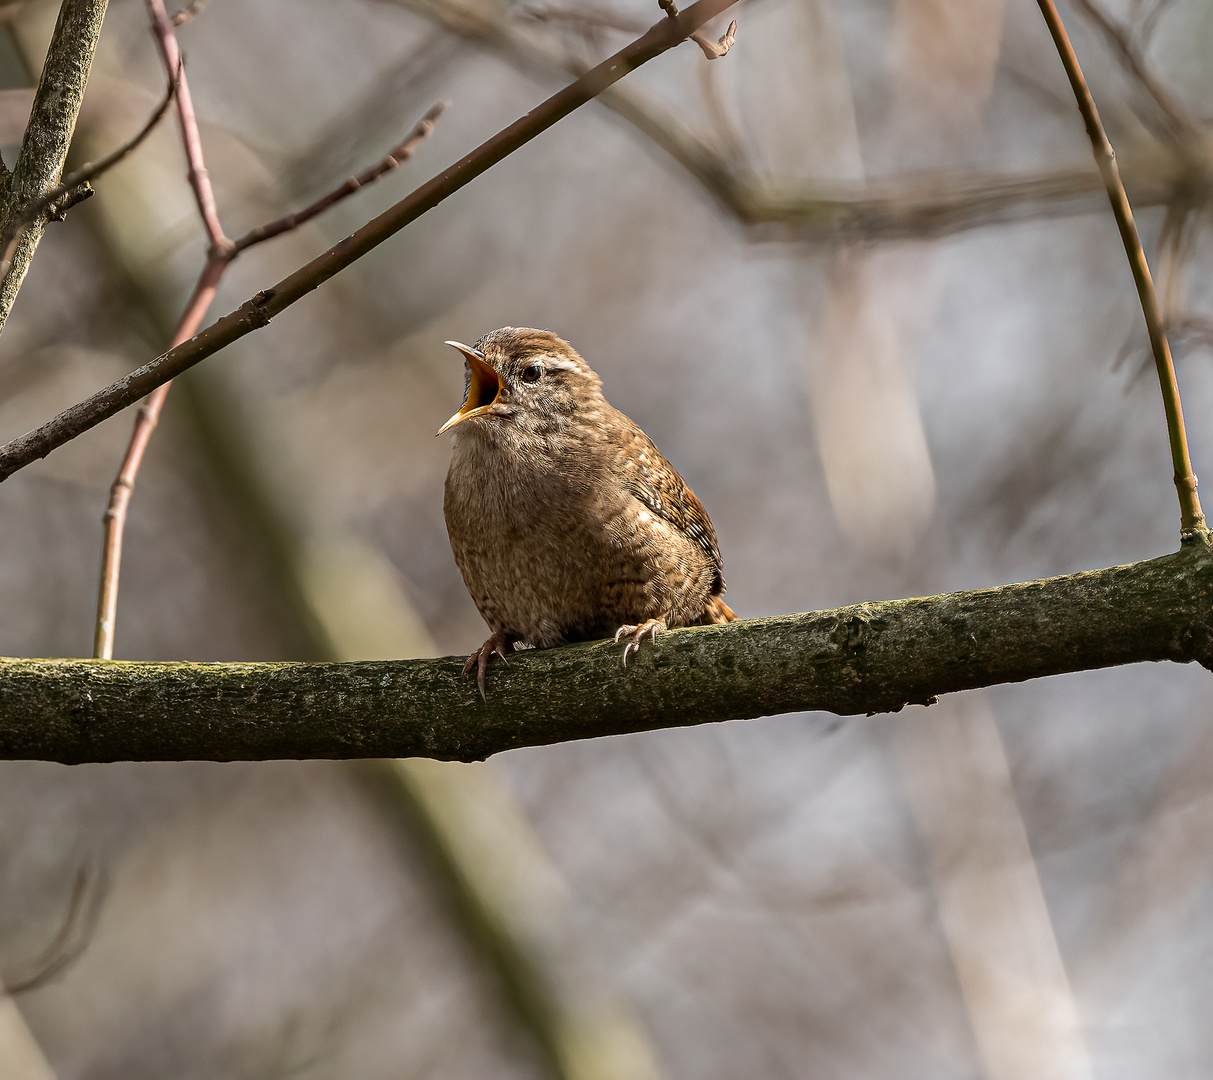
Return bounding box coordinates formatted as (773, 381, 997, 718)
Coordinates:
(94, 103, 446, 659)
(658, 0, 735, 58)
(0, 60, 180, 282)
(94, 270, 220, 660)
(0, 0, 739, 486)
(1037, 0, 1205, 537)
(146, 0, 226, 251)
(95, 0, 231, 660)
(93, 0, 449, 659)
(385, 0, 1201, 246)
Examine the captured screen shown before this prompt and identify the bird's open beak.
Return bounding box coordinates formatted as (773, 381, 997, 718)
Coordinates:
(437, 341, 500, 434)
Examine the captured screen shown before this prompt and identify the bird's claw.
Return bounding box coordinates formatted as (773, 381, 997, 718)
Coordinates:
(614, 618, 666, 667)
(465, 633, 510, 700)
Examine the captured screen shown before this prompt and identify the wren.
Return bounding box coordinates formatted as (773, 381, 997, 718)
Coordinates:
(440, 327, 735, 696)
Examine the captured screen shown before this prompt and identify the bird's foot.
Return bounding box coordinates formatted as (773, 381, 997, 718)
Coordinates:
(464, 632, 512, 700)
(614, 617, 667, 666)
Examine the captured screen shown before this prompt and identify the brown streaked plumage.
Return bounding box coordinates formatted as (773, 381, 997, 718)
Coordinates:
(440, 327, 736, 696)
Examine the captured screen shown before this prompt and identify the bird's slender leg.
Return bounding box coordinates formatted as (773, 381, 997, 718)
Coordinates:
(464, 632, 513, 699)
(614, 617, 667, 666)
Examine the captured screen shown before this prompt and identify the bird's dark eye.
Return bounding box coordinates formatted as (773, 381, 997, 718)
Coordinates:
(520, 363, 543, 383)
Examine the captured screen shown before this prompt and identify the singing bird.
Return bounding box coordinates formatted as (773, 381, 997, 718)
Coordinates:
(440, 327, 735, 696)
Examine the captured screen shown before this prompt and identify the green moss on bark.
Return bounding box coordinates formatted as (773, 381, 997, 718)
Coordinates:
(2, 541, 1212, 763)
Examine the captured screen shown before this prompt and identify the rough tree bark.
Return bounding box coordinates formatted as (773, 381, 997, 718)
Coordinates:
(2, 537, 1211, 763)
(0, 0, 109, 333)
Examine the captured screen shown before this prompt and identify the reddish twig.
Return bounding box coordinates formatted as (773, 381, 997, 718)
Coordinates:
(93, 2, 446, 659)
(0, 0, 739, 488)
(146, 0, 226, 251)
(94, 266, 222, 660)
(95, 0, 228, 660)
(1037, 0, 1205, 538)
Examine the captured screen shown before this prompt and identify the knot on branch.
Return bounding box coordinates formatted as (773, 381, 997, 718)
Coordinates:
(245, 288, 277, 328)
(657, 1, 737, 59)
(694, 18, 736, 59)
(46, 182, 94, 222)
(828, 606, 883, 656)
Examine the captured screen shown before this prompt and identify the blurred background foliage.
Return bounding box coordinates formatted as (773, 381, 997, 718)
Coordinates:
(1, 0, 1213, 1076)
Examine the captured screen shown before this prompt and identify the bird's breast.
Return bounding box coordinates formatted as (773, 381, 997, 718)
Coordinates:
(444, 430, 662, 644)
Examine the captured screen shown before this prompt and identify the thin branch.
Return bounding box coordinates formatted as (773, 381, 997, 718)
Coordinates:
(381, 0, 1200, 243)
(145, 0, 227, 250)
(93, 265, 222, 660)
(230, 102, 448, 254)
(93, 104, 446, 659)
(0, 0, 740, 484)
(0, 60, 180, 282)
(95, 0, 230, 661)
(658, 0, 736, 58)
(93, 4, 447, 660)
(1037, 0, 1205, 538)
(4, 540, 1213, 763)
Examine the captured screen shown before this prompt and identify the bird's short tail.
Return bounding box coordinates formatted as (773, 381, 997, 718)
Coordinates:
(703, 595, 736, 624)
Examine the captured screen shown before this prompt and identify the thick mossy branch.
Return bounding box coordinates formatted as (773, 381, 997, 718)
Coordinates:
(3, 541, 1213, 764)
